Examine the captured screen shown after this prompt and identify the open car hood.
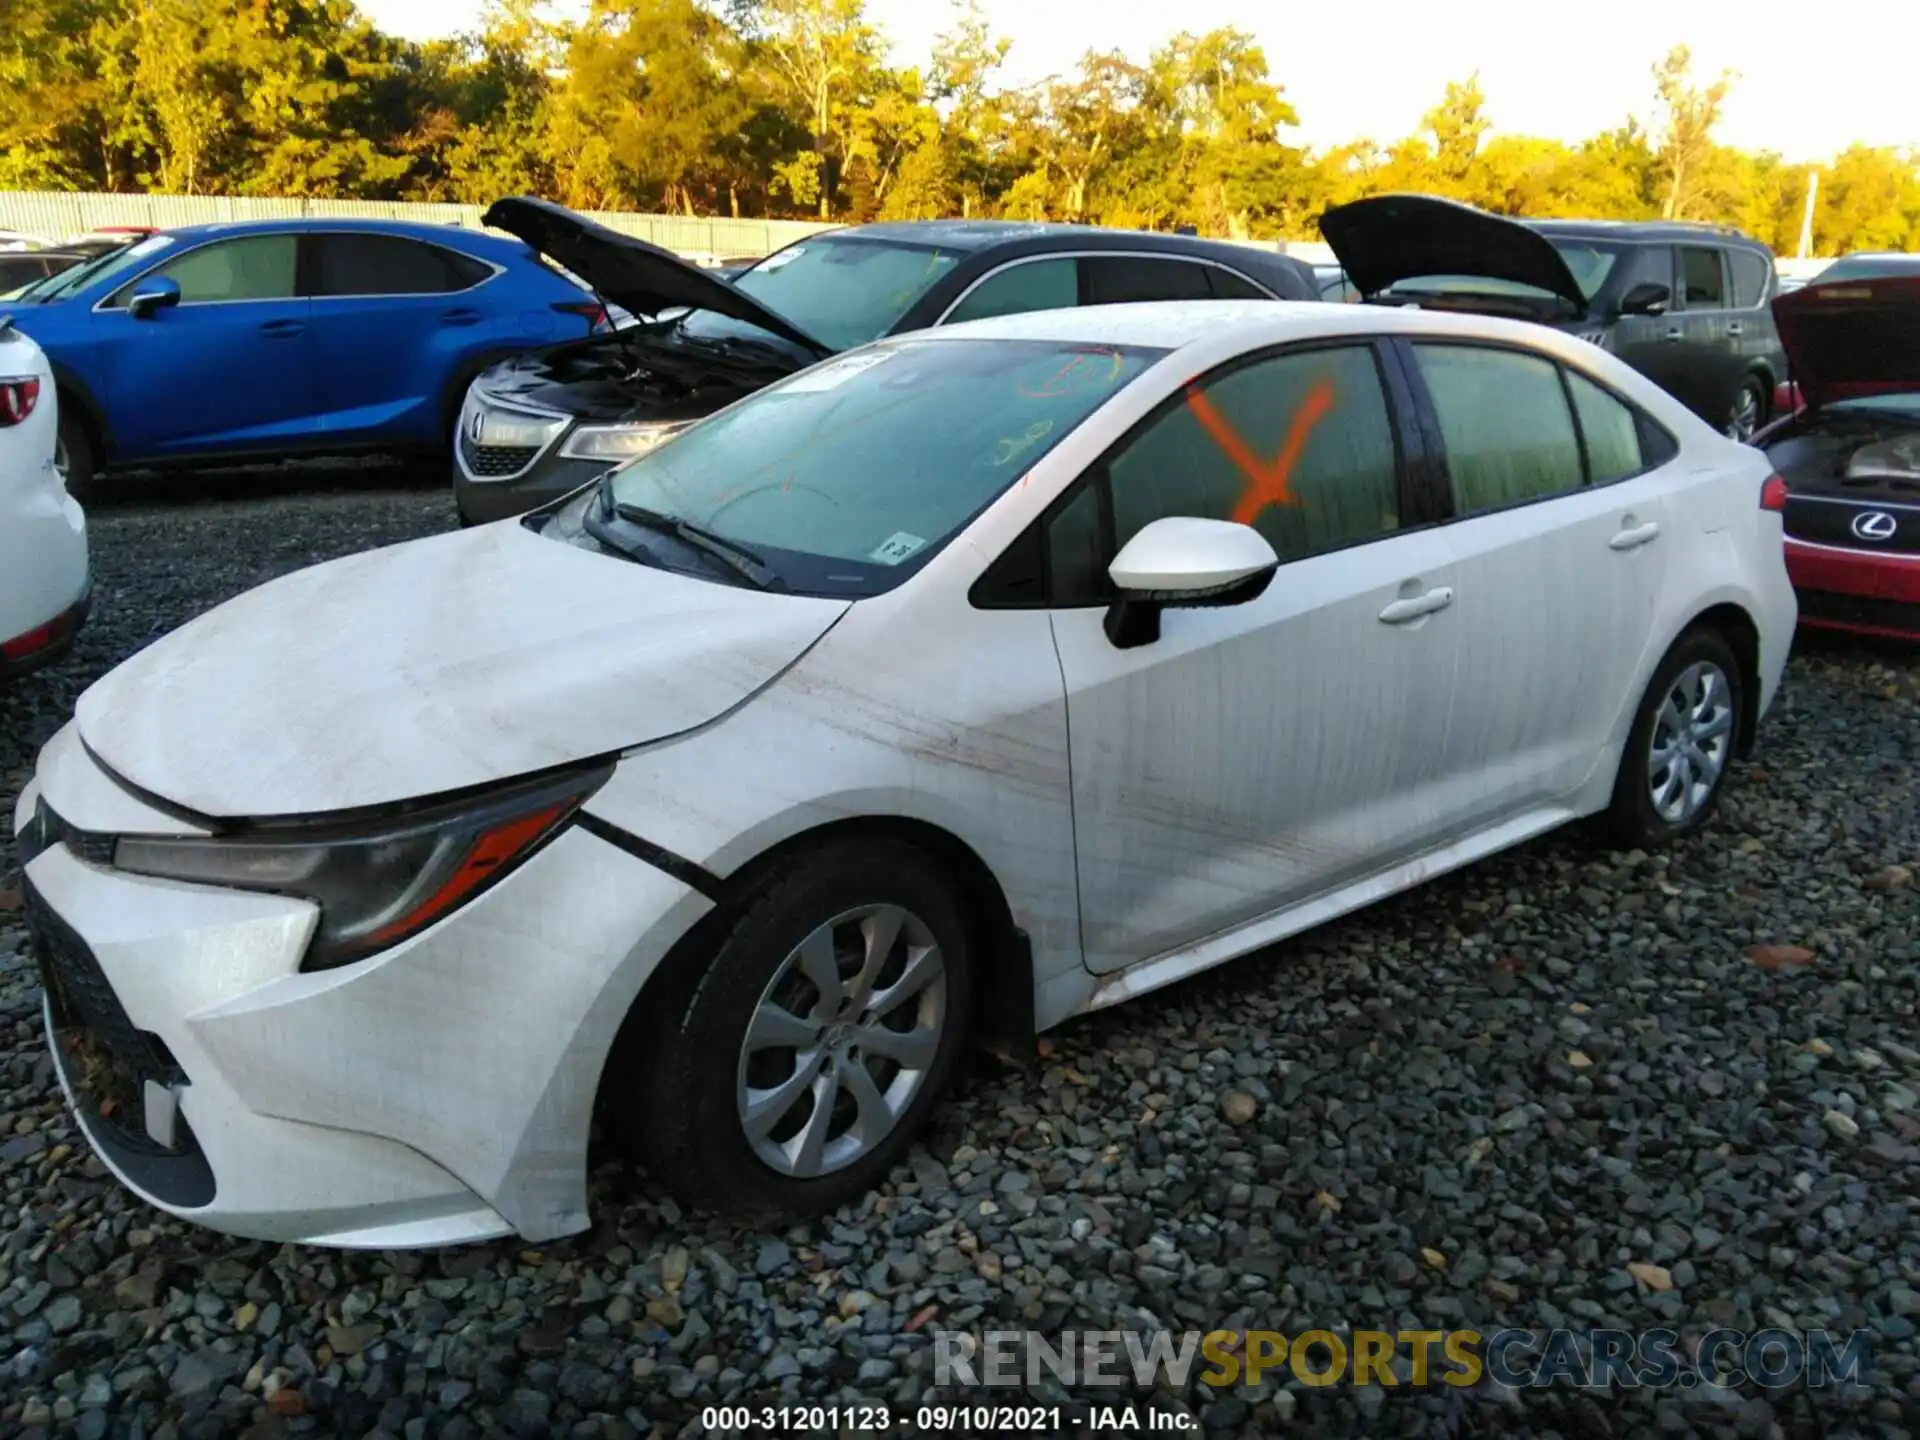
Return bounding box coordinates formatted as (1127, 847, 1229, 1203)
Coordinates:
(1318, 193, 1589, 312)
(1772, 277, 1920, 412)
(74, 522, 849, 818)
(484, 196, 831, 357)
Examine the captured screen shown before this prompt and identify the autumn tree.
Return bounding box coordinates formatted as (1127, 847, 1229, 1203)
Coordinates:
(1650, 44, 1733, 221)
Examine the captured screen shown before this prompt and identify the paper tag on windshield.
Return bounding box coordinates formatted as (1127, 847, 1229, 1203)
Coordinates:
(758, 246, 803, 271)
(868, 532, 926, 565)
(785, 351, 894, 393)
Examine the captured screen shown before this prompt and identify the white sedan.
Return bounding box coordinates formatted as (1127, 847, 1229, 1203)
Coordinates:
(0, 320, 88, 681)
(15, 300, 1794, 1247)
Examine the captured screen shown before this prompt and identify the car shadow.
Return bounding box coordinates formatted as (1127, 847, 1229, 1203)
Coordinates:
(79, 454, 451, 510)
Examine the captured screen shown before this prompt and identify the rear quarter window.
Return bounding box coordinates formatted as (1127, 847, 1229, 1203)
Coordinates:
(1728, 249, 1771, 308)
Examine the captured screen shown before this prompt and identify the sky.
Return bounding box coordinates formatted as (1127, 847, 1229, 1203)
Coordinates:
(358, 0, 1920, 165)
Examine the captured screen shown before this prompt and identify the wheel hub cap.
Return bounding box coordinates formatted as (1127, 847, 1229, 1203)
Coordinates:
(736, 902, 947, 1178)
(1647, 660, 1734, 825)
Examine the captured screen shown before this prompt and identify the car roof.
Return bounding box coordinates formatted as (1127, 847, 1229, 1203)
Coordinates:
(153, 216, 512, 247)
(829, 219, 1295, 263)
(1527, 218, 1770, 249)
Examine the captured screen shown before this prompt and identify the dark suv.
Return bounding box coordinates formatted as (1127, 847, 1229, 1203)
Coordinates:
(1320, 194, 1788, 440)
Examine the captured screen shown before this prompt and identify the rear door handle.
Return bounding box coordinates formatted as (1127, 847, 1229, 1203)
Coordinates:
(1610, 520, 1661, 550)
(441, 308, 482, 327)
(1663, 326, 1683, 342)
(258, 319, 305, 338)
(1726, 321, 1744, 336)
(1378, 587, 1454, 624)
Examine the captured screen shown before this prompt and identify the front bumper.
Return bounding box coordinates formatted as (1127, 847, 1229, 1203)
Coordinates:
(453, 450, 606, 525)
(1784, 536, 1920, 640)
(16, 732, 714, 1247)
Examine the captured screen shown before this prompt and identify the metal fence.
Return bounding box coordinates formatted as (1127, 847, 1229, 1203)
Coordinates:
(0, 191, 837, 261)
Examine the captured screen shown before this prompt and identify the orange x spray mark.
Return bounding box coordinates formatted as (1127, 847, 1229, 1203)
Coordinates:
(1185, 378, 1337, 525)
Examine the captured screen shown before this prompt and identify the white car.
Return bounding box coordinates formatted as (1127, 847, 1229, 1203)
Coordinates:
(15, 300, 1794, 1248)
(0, 320, 88, 680)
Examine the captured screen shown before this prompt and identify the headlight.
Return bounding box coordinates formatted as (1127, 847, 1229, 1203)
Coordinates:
(559, 421, 690, 462)
(113, 766, 609, 971)
(467, 396, 569, 450)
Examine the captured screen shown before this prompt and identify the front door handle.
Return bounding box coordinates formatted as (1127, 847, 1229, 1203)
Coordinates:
(258, 319, 305, 338)
(1610, 520, 1661, 550)
(1663, 326, 1684, 342)
(1726, 321, 1744, 337)
(1378, 587, 1454, 624)
(441, 308, 482, 327)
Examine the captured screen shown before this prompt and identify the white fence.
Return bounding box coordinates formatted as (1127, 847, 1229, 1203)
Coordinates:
(0, 191, 837, 261)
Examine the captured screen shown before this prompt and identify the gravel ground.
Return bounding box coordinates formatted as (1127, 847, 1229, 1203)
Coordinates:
(2, 468, 1919, 1440)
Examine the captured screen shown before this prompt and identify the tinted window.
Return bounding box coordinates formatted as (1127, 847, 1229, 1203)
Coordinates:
(601, 339, 1159, 596)
(1567, 371, 1645, 483)
(311, 234, 489, 296)
(1679, 247, 1726, 308)
(1091, 345, 1400, 586)
(1727, 249, 1770, 307)
(1206, 267, 1269, 300)
(1083, 256, 1213, 305)
(1414, 344, 1583, 513)
(946, 258, 1077, 325)
(728, 237, 961, 350)
(145, 236, 298, 303)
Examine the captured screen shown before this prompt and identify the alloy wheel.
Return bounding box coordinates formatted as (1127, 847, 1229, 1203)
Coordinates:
(1725, 387, 1760, 441)
(736, 903, 947, 1178)
(1646, 660, 1735, 825)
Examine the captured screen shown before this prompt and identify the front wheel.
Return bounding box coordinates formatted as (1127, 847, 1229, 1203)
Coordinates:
(1604, 627, 1743, 848)
(615, 838, 974, 1217)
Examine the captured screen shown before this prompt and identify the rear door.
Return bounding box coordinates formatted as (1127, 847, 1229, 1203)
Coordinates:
(1400, 340, 1677, 822)
(303, 232, 536, 446)
(95, 232, 314, 457)
(1673, 244, 1739, 425)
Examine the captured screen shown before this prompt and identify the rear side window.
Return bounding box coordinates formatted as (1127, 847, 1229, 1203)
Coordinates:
(1679, 247, 1726, 308)
(1566, 371, 1644, 483)
(1083, 256, 1213, 305)
(1728, 249, 1770, 308)
(143, 235, 299, 303)
(1206, 267, 1270, 300)
(945, 258, 1077, 325)
(1414, 344, 1583, 513)
(310, 234, 490, 296)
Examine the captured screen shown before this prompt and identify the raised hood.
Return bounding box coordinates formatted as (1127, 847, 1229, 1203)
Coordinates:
(1319, 193, 1589, 312)
(1772, 276, 1920, 412)
(75, 522, 849, 819)
(484, 196, 831, 356)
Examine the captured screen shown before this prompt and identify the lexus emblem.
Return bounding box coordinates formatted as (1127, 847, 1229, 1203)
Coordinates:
(1852, 510, 1897, 542)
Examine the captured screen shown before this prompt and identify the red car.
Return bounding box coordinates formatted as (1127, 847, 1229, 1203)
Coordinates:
(1754, 277, 1920, 640)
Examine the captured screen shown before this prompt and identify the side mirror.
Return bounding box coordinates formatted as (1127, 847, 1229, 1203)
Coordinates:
(127, 275, 181, 319)
(1103, 516, 1279, 649)
(1616, 281, 1670, 317)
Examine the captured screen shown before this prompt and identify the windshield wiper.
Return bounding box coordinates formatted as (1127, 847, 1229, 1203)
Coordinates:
(594, 475, 786, 591)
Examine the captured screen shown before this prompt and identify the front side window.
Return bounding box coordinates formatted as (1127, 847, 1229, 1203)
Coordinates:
(597, 339, 1160, 595)
(727, 236, 961, 350)
(1679, 247, 1726, 308)
(311, 234, 488, 296)
(1544, 239, 1627, 303)
(128, 235, 299, 305)
(1414, 343, 1583, 513)
(1047, 345, 1401, 602)
(946, 258, 1078, 325)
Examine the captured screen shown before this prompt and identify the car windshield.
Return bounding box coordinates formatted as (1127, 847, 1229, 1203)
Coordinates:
(23, 234, 173, 302)
(592, 338, 1162, 595)
(1382, 239, 1623, 304)
(1814, 256, 1920, 283)
(1830, 394, 1920, 417)
(709, 235, 962, 351)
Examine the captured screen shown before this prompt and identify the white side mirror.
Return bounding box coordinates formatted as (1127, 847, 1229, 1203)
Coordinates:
(1105, 516, 1279, 649)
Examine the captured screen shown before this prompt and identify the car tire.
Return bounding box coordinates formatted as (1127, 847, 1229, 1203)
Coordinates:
(1726, 379, 1765, 442)
(1604, 626, 1744, 848)
(54, 407, 99, 500)
(615, 838, 974, 1218)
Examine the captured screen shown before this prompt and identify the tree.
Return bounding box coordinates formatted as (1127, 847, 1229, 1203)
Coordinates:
(1650, 44, 1733, 221)
(1422, 74, 1488, 196)
(731, 0, 883, 219)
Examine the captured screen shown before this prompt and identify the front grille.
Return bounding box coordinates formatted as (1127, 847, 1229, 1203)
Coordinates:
(1784, 496, 1920, 555)
(460, 430, 540, 479)
(25, 880, 188, 1155)
(1797, 589, 1920, 635)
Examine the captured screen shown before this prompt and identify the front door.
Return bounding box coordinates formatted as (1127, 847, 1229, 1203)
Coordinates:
(96, 233, 314, 458)
(1043, 341, 1468, 974)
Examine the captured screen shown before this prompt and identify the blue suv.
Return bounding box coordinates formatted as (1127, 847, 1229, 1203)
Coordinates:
(0, 218, 601, 491)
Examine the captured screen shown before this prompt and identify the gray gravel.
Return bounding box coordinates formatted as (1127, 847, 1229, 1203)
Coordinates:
(3, 466, 1920, 1439)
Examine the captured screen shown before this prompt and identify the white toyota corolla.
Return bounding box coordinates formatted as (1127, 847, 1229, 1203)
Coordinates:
(15, 301, 1794, 1248)
(0, 319, 88, 681)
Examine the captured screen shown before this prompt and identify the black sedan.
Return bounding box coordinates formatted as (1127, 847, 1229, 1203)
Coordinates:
(453, 198, 1321, 524)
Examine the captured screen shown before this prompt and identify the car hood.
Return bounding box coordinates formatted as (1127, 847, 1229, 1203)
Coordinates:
(1318, 193, 1589, 312)
(1771, 277, 1920, 412)
(75, 521, 850, 819)
(484, 196, 831, 357)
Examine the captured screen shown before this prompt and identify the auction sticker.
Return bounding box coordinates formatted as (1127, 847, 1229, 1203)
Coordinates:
(784, 351, 895, 392)
(868, 532, 927, 565)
